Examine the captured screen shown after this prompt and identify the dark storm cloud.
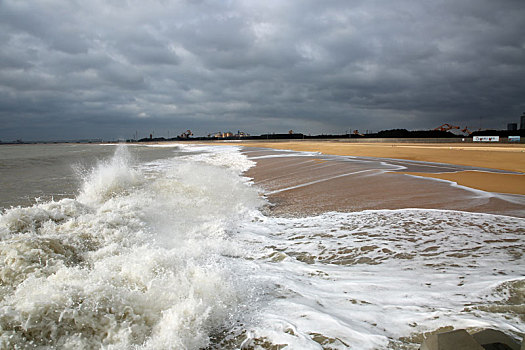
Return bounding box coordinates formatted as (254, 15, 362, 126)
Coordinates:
(0, 0, 524, 141)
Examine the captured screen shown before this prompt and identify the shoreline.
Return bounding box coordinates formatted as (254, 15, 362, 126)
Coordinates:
(401, 171, 525, 195)
(212, 140, 525, 196)
(5, 140, 524, 197)
(240, 147, 525, 218)
(218, 140, 525, 171)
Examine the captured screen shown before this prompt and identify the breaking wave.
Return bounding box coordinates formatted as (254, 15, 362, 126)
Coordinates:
(0, 144, 262, 349)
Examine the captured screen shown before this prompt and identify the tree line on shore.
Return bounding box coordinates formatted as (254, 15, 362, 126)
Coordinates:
(136, 128, 525, 142)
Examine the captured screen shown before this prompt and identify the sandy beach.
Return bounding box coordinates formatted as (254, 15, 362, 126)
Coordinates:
(213, 141, 525, 196)
(183, 140, 525, 218)
(228, 141, 525, 171)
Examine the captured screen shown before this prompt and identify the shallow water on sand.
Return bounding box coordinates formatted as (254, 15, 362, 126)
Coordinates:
(243, 148, 525, 218)
(0, 144, 523, 349)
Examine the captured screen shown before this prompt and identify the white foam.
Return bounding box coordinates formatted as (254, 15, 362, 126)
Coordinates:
(247, 151, 322, 160)
(140, 144, 181, 148)
(177, 144, 256, 173)
(237, 209, 525, 349)
(0, 144, 263, 349)
(77, 144, 144, 205)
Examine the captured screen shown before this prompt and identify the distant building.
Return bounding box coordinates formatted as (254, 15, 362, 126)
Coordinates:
(521, 113, 525, 130)
(507, 123, 517, 131)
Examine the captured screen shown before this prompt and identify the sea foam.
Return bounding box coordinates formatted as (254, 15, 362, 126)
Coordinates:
(0, 144, 262, 349)
(238, 209, 525, 349)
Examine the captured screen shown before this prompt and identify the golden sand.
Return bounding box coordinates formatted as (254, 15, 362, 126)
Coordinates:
(213, 141, 525, 195)
(401, 171, 525, 195)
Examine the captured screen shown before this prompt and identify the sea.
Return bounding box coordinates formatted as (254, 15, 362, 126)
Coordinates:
(0, 143, 523, 349)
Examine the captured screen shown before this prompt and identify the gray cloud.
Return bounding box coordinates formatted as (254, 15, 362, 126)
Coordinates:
(1, 0, 524, 141)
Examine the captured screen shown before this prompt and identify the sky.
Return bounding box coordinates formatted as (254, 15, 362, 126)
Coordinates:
(1, 0, 524, 141)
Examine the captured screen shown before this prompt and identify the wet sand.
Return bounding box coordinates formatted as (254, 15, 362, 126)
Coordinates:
(216, 141, 525, 196)
(232, 141, 525, 171)
(240, 146, 525, 218)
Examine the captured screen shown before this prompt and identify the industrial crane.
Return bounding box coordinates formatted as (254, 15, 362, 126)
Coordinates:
(434, 124, 460, 132)
(179, 130, 193, 138)
(461, 127, 472, 135)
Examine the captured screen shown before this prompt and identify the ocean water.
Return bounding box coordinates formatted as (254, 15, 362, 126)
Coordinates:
(0, 143, 523, 349)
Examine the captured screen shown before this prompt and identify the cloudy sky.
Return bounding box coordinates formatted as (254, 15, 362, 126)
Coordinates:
(1, 0, 524, 141)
